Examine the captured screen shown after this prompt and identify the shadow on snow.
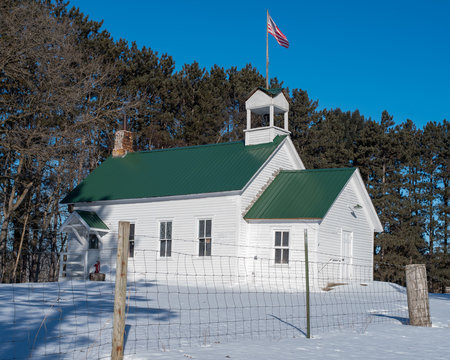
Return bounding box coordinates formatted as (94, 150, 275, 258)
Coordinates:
(0, 280, 177, 360)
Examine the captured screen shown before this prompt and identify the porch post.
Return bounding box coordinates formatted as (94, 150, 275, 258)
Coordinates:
(84, 250, 88, 279)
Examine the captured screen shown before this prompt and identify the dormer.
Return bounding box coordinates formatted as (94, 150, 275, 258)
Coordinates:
(244, 87, 290, 146)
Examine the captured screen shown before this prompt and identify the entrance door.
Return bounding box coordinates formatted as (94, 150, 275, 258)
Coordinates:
(87, 233, 100, 276)
(341, 231, 353, 280)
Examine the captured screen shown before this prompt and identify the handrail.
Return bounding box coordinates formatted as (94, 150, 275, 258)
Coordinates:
(318, 257, 343, 274)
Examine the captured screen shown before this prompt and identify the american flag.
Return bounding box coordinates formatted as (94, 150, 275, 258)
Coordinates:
(267, 14, 289, 48)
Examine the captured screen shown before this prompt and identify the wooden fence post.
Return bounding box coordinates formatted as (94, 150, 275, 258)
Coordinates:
(112, 221, 130, 360)
(405, 264, 431, 327)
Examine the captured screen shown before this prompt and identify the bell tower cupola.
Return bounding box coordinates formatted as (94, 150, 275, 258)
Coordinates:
(244, 87, 290, 146)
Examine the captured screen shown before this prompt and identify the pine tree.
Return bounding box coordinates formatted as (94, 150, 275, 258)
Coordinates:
(288, 88, 321, 167)
(226, 65, 265, 141)
(421, 121, 449, 290)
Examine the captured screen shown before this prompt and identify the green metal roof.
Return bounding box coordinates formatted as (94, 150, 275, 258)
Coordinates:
(75, 210, 109, 230)
(244, 168, 356, 220)
(62, 136, 286, 204)
(257, 87, 284, 97)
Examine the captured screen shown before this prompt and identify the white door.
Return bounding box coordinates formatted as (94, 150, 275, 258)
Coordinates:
(87, 233, 100, 276)
(341, 231, 353, 280)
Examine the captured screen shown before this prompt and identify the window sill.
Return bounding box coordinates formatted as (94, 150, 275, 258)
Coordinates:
(270, 264, 290, 268)
(157, 257, 173, 261)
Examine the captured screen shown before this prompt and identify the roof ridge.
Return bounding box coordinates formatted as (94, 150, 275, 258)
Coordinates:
(127, 140, 244, 155)
(123, 135, 286, 157)
(256, 87, 284, 97)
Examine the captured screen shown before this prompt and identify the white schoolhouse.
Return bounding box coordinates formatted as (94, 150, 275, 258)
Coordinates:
(60, 88, 382, 289)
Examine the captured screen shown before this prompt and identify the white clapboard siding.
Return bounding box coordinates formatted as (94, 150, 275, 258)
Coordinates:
(238, 142, 302, 261)
(239, 221, 320, 291)
(237, 142, 300, 285)
(317, 174, 374, 283)
(74, 194, 240, 283)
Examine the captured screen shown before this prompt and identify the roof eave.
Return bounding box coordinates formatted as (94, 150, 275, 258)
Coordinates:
(60, 211, 109, 233)
(69, 189, 242, 207)
(246, 87, 290, 101)
(320, 169, 383, 232)
(241, 136, 289, 195)
(285, 136, 305, 170)
(320, 168, 357, 221)
(89, 227, 110, 233)
(353, 169, 383, 232)
(245, 217, 322, 222)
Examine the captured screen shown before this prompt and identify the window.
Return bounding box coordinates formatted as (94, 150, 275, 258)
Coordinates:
(274, 231, 289, 264)
(160, 221, 172, 257)
(198, 219, 212, 256)
(88, 234, 99, 249)
(129, 223, 135, 258)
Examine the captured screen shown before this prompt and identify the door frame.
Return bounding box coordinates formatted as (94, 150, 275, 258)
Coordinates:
(341, 229, 353, 280)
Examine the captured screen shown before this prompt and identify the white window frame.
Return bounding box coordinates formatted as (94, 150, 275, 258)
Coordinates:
(198, 219, 212, 257)
(159, 221, 173, 257)
(118, 219, 137, 258)
(128, 223, 136, 258)
(274, 230, 290, 264)
(88, 233, 99, 250)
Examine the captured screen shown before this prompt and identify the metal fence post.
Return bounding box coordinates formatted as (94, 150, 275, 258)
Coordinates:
(304, 228, 311, 338)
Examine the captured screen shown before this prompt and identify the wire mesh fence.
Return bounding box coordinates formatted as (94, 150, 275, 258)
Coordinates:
(0, 243, 410, 359)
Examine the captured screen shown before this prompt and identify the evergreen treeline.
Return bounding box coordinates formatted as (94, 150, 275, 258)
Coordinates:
(1, 0, 448, 290)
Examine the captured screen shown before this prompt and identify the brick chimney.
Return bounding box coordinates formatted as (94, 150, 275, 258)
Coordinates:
(112, 130, 133, 157)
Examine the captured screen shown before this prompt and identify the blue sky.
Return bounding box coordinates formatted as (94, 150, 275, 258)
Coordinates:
(69, 0, 450, 128)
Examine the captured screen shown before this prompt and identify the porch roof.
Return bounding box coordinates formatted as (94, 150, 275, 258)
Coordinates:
(75, 210, 109, 231)
(60, 210, 109, 233)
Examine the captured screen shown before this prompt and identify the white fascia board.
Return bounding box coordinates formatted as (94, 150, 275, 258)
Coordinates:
(320, 170, 356, 224)
(59, 211, 109, 234)
(320, 169, 383, 233)
(273, 93, 289, 110)
(71, 226, 85, 246)
(246, 90, 289, 111)
(89, 227, 110, 233)
(353, 169, 383, 232)
(246, 218, 321, 225)
(59, 213, 78, 233)
(285, 136, 305, 170)
(240, 137, 304, 196)
(73, 212, 91, 231)
(70, 190, 241, 207)
(60, 224, 85, 245)
(241, 136, 288, 194)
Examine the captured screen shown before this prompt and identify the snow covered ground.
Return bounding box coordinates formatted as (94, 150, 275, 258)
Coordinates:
(149, 293, 449, 360)
(0, 280, 448, 359)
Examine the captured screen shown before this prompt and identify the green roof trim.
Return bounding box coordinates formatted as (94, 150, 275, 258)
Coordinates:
(62, 136, 286, 204)
(257, 87, 284, 97)
(244, 168, 356, 220)
(76, 210, 109, 230)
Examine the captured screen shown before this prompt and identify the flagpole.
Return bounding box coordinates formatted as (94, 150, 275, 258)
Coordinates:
(266, 9, 269, 89)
